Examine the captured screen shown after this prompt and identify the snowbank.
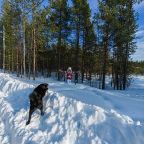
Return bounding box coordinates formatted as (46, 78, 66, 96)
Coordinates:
(0, 72, 144, 144)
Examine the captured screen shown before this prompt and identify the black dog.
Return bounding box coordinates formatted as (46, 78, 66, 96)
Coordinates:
(26, 83, 48, 125)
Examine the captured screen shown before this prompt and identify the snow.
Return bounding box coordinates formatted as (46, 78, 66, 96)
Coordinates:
(0, 72, 144, 144)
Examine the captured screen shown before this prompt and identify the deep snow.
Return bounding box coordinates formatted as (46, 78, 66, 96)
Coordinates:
(0, 72, 144, 144)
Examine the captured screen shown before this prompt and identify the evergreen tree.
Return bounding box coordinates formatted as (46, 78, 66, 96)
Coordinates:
(49, 0, 70, 80)
(2, 0, 20, 73)
(94, 0, 111, 89)
(94, 0, 137, 89)
(72, 0, 96, 83)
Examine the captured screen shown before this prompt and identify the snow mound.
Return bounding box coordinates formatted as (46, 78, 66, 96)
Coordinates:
(0, 73, 144, 144)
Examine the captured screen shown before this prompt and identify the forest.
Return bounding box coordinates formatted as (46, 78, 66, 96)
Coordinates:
(0, 0, 142, 90)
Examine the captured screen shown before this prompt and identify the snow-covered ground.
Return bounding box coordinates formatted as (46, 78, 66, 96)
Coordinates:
(0, 72, 144, 144)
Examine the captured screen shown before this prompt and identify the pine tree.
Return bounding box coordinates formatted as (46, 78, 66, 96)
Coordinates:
(94, 0, 111, 89)
(81, 0, 96, 83)
(71, 0, 83, 72)
(49, 0, 70, 80)
(2, 0, 19, 73)
(72, 0, 96, 83)
(112, 0, 137, 90)
(94, 0, 137, 89)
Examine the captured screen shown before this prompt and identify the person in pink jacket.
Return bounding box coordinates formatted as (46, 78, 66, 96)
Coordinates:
(66, 67, 73, 84)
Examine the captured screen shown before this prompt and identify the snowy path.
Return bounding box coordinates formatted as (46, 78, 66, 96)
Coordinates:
(0, 72, 144, 144)
(48, 79, 144, 122)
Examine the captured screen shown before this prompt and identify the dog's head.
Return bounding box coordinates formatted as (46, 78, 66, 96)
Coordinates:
(40, 83, 48, 91)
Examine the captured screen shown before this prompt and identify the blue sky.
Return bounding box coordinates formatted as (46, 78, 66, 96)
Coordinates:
(132, 2, 144, 61)
(0, 0, 143, 61)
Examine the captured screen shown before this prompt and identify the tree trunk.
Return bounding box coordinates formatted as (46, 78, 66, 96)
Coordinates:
(57, 10, 62, 81)
(75, 22, 80, 71)
(33, 28, 36, 80)
(102, 35, 108, 89)
(3, 25, 6, 73)
(123, 43, 129, 90)
(22, 18, 26, 77)
(16, 47, 19, 77)
(11, 47, 14, 73)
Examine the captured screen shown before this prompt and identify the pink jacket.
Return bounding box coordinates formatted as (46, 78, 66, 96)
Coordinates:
(67, 71, 73, 80)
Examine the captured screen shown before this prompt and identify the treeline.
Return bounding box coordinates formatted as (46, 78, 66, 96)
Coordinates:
(0, 0, 140, 90)
(131, 61, 144, 75)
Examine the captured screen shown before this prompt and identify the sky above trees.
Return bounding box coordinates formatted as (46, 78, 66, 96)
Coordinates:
(132, 1, 144, 61)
